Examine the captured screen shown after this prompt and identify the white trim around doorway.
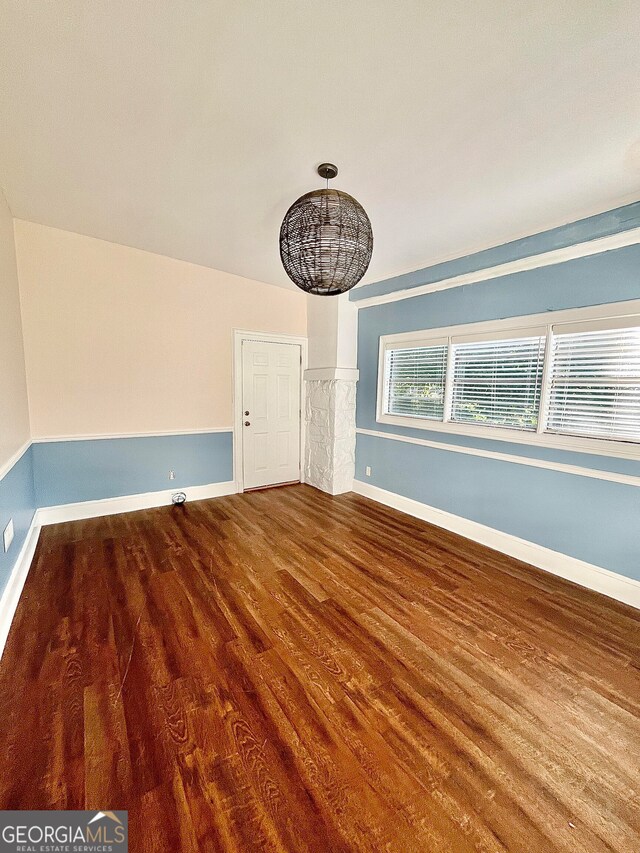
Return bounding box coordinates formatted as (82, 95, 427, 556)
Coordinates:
(232, 329, 308, 493)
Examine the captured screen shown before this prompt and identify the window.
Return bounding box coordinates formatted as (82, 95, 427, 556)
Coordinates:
(547, 321, 640, 442)
(385, 341, 447, 420)
(450, 334, 546, 431)
(377, 302, 640, 458)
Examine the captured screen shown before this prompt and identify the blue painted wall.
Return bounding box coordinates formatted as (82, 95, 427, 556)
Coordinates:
(0, 431, 232, 596)
(33, 431, 233, 507)
(357, 245, 640, 475)
(355, 204, 640, 581)
(355, 433, 640, 580)
(0, 447, 37, 599)
(351, 200, 640, 302)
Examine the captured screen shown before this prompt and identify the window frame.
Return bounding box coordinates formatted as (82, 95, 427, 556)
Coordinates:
(382, 336, 449, 422)
(376, 299, 640, 461)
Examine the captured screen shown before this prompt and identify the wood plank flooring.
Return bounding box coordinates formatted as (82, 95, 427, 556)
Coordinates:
(0, 484, 638, 852)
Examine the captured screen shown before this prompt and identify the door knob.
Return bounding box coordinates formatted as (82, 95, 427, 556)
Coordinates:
(244, 410, 250, 416)
(244, 421, 250, 426)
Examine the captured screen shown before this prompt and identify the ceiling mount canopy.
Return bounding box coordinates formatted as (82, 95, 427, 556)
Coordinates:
(279, 164, 373, 296)
(317, 162, 338, 181)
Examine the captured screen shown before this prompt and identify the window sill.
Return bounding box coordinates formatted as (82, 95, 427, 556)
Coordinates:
(375, 413, 640, 461)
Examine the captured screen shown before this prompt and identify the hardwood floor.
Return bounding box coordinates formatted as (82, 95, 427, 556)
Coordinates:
(0, 484, 638, 852)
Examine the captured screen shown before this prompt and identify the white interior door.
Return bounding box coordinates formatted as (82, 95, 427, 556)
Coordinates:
(242, 340, 301, 490)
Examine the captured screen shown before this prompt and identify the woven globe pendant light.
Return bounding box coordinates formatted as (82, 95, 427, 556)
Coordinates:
(279, 164, 373, 295)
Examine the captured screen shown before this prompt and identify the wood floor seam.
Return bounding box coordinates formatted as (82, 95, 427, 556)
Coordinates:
(0, 483, 637, 852)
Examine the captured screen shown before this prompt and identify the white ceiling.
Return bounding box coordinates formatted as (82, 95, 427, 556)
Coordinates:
(1, 1, 639, 290)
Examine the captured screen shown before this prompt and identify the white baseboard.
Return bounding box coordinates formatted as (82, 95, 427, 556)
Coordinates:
(0, 481, 238, 662)
(352, 480, 640, 610)
(0, 516, 41, 661)
(36, 480, 238, 526)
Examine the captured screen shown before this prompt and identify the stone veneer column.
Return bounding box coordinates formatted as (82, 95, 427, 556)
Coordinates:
(304, 368, 358, 495)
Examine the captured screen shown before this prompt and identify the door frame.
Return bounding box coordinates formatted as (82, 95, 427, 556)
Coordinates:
(232, 329, 308, 493)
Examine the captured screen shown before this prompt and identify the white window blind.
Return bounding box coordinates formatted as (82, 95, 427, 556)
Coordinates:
(385, 343, 447, 420)
(547, 325, 640, 441)
(450, 335, 546, 431)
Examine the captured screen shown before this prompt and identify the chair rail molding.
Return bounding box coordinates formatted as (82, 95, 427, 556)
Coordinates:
(355, 428, 640, 487)
(0, 440, 31, 482)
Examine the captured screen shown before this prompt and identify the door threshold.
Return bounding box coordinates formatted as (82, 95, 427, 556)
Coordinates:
(243, 480, 300, 493)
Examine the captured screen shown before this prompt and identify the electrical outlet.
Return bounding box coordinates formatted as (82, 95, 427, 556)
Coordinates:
(3, 518, 14, 553)
(365, 466, 372, 477)
(169, 470, 175, 480)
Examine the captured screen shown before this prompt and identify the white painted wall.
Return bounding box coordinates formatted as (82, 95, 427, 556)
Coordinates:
(15, 221, 307, 438)
(335, 295, 358, 369)
(0, 190, 30, 467)
(306, 293, 357, 370)
(305, 294, 359, 495)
